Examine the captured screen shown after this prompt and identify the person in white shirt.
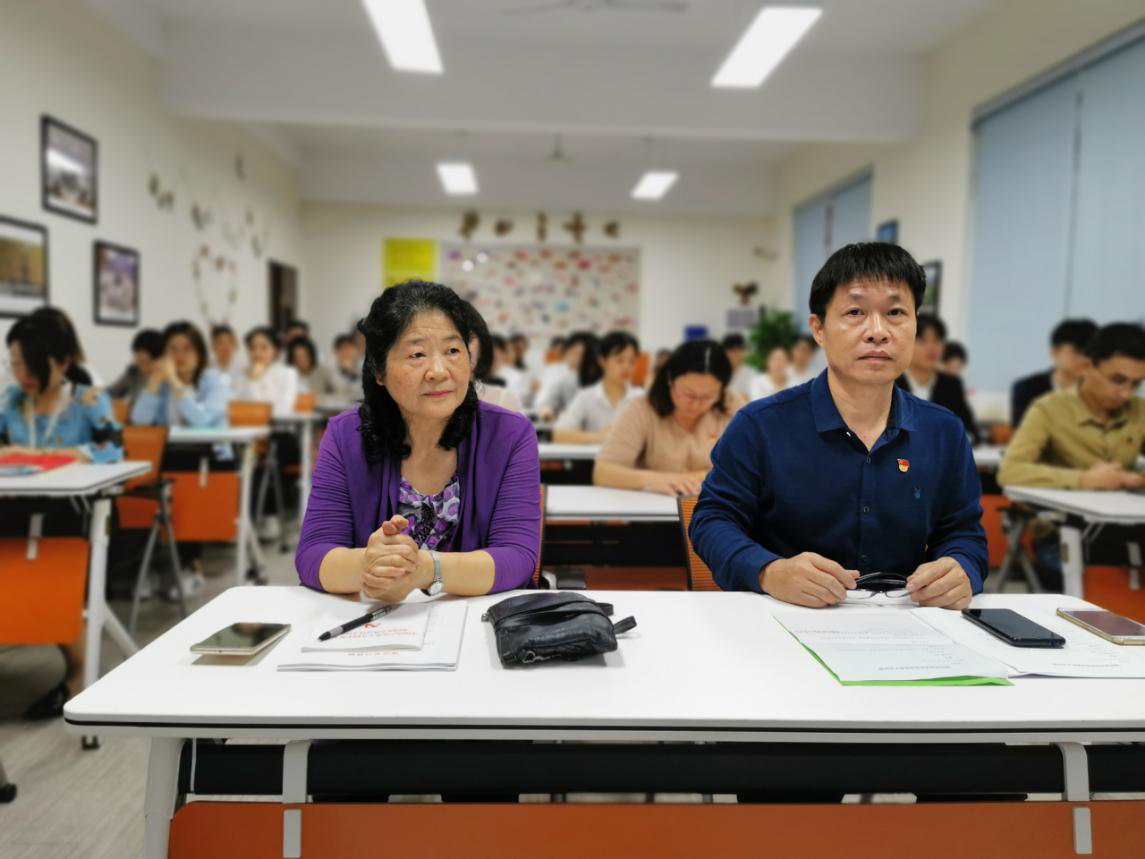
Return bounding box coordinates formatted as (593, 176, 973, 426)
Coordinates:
(535, 331, 599, 421)
(722, 333, 756, 400)
(554, 331, 642, 444)
(286, 335, 341, 398)
(210, 324, 246, 378)
(749, 345, 792, 400)
(789, 334, 820, 387)
(234, 326, 298, 417)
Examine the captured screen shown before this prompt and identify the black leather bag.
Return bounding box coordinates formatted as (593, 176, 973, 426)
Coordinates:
(482, 593, 637, 667)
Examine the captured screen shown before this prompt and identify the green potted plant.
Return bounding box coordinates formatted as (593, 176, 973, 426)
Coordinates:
(747, 309, 801, 369)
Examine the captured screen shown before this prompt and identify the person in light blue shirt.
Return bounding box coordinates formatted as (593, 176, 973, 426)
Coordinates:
(0, 315, 122, 464)
(690, 242, 987, 611)
(131, 320, 231, 428)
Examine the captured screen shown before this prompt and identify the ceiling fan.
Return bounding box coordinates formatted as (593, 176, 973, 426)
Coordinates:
(501, 0, 689, 16)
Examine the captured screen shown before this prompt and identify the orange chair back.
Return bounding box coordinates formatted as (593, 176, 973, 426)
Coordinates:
(534, 485, 547, 586)
(121, 426, 167, 491)
(111, 399, 130, 425)
(677, 496, 719, 591)
(295, 392, 317, 413)
(228, 400, 273, 428)
(990, 423, 1014, 446)
(0, 538, 89, 643)
(630, 351, 651, 388)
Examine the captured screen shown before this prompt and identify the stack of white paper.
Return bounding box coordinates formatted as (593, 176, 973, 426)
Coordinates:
(775, 611, 1014, 682)
(301, 602, 431, 652)
(916, 606, 1145, 679)
(277, 601, 468, 672)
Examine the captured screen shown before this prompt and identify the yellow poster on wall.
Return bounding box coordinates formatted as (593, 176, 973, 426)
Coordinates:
(383, 238, 437, 289)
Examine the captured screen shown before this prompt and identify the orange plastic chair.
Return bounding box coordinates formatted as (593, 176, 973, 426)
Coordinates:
(990, 423, 1014, 446)
(0, 537, 89, 644)
(111, 399, 130, 426)
(534, 485, 546, 587)
(677, 496, 719, 591)
(630, 351, 651, 388)
(228, 400, 273, 429)
(294, 392, 316, 413)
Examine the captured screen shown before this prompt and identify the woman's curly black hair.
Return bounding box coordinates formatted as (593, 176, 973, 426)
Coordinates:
(357, 280, 481, 462)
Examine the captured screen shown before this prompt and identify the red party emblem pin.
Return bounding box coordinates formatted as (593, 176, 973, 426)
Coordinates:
(897, 458, 910, 473)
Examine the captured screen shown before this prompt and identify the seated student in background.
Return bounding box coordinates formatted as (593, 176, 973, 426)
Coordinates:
(30, 306, 102, 386)
(722, 333, 755, 400)
(941, 340, 968, 378)
(594, 339, 742, 496)
(1011, 318, 1098, 427)
(896, 313, 981, 445)
(1, 314, 123, 463)
(107, 328, 164, 406)
(788, 334, 819, 386)
(296, 280, 540, 602)
(998, 323, 1145, 491)
(331, 333, 363, 401)
(467, 308, 524, 414)
(749, 345, 791, 400)
(691, 242, 987, 610)
(287, 335, 339, 398)
(132, 320, 231, 428)
(283, 319, 309, 350)
(554, 331, 641, 444)
(210, 324, 245, 378)
(234, 326, 299, 416)
(534, 331, 600, 421)
(1, 314, 124, 706)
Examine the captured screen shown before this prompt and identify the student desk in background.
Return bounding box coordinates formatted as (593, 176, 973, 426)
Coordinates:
(543, 485, 683, 570)
(66, 588, 1145, 859)
(1004, 486, 1145, 599)
(537, 442, 600, 485)
(0, 461, 150, 691)
(168, 426, 269, 586)
(271, 412, 326, 517)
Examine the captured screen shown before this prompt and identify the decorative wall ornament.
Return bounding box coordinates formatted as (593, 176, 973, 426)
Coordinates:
(459, 211, 480, 241)
(93, 240, 140, 327)
(0, 216, 49, 317)
(603, 220, 620, 239)
(41, 116, 98, 224)
(536, 212, 548, 242)
(563, 212, 586, 244)
(494, 218, 514, 236)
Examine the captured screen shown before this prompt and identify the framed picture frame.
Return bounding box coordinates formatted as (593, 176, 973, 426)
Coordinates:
(93, 241, 140, 327)
(41, 115, 99, 224)
(876, 219, 899, 244)
(0, 216, 50, 318)
(921, 259, 942, 315)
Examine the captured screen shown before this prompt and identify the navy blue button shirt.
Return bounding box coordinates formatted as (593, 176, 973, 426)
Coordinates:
(690, 371, 988, 594)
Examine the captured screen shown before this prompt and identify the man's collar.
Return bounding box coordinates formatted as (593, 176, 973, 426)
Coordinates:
(810, 369, 915, 434)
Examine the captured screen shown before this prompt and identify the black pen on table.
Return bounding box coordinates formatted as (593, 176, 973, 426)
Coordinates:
(317, 604, 399, 641)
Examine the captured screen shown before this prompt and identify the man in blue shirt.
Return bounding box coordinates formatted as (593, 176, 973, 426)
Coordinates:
(691, 242, 987, 609)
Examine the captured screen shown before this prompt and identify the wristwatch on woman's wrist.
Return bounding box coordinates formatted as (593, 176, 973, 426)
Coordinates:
(421, 550, 443, 596)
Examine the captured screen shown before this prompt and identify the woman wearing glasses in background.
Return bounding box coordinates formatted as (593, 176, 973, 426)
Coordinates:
(593, 339, 743, 497)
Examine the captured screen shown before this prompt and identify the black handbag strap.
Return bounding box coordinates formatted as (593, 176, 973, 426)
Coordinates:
(483, 592, 612, 625)
(612, 616, 637, 635)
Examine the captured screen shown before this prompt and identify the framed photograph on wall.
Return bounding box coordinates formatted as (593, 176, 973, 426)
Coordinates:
(876, 219, 899, 244)
(93, 241, 140, 326)
(0, 216, 50, 318)
(42, 116, 98, 224)
(921, 259, 942, 315)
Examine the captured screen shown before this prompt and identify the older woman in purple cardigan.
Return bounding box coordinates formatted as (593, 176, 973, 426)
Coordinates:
(295, 281, 541, 602)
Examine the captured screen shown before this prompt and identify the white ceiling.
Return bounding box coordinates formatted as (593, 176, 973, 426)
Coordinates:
(87, 0, 997, 215)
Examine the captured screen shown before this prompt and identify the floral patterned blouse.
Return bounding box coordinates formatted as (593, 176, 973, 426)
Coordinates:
(397, 473, 461, 551)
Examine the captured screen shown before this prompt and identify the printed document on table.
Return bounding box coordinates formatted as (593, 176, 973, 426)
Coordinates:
(277, 600, 467, 671)
(917, 606, 1145, 678)
(775, 611, 1014, 682)
(302, 602, 431, 652)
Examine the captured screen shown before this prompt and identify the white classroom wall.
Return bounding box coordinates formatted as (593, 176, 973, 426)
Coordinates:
(767, 0, 1145, 370)
(0, 0, 303, 383)
(300, 203, 779, 356)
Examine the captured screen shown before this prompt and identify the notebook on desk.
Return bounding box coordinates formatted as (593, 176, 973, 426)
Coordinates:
(0, 453, 77, 475)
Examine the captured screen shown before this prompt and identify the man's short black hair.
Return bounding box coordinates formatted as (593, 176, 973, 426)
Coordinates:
(942, 340, 967, 364)
(809, 242, 926, 321)
(131, 328, 164, 358)
(333, 333, 355, 350)
(210, 324, 235, 341)
(285, 319, 309, 333)
(794, 334, 818, 350)
(916, 313, 947, 342)
(1085, 323, 1145, 364)
(721, 333, 746, 351)
(1051, 318, 1098, 351)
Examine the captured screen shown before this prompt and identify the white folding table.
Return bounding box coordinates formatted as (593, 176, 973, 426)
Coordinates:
(270, 412, 326, 517)
(65, 587, 1145, 858)
(538, 442, 600, 462)
(0, 461, 150, 691)
(168, 426, 270, 585)
(545, 485, 679, 522)
(1004, 486, 1145, 598)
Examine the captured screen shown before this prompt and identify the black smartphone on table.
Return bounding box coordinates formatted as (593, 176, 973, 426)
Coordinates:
(961, 609, 1066, 648)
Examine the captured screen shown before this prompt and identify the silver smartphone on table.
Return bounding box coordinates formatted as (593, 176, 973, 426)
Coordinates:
(190, 622, 291, 656)
(1056, 609, 1145, 645)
